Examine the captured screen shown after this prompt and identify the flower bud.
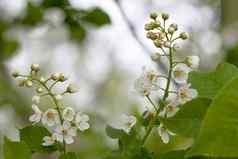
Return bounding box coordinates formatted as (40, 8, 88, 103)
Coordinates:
(162, 13, 169, 20)
(18, 79, 26, 87)
(59, 73, 67, 82)
(26, 80, 33, 87)
(11, 70, 20, 78)
(40, 77, 46, 83)
(66, 83, 78, 93)
(51, 73, 60, 81)
(180, 32, 189, 40)
(164, 41, 171, 48)
(154, 39, 164, 48)
(144, 23, 154, 31)
(168, 27, 175, 34)
(36, 87, 43, 93)
(151, 53, 161, 61)
(170, 23, 178, 31)
(146, 31, 158, 40)
(150, 12, 158, 20)
(31, 64, 40, 72)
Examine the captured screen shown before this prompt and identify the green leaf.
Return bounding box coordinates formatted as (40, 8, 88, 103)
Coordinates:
(105, 125, 125, 139)
(187, 75, 238, 158)
(69, 24, 86, 42)
(158, 150, 186, 159)
(189, 63, 238, 99)
(59, 152, 78, 159)
(82, 8, 111, 26)
(4, 137, 31, 159)
(20, 125, 57, 153)
(226, 44, 238, 67)
(42, 0, 69, 8)
(163, 98, 211, 137)
(1, 39, 19, 58)
(21, 2, 43, 26)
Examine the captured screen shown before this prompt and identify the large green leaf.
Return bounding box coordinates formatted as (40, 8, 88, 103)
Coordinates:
(189, 63, 238, 99)
(187, 75, 238, 158)
(59, 152, 78, 159)
(82, 8, 111, 26)
(4, 137, 31, 159)
(163, 98, 211, 138)
(20, 125, 57, 153)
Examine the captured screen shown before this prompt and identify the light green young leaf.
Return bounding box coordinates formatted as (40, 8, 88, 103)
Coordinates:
(20, 125, 57, 153)
(187, 75, 238, 158)
(105, 125, 125, 139)
(59, 152, 78, 159)
(189, 63, 238, 99)
(163, 98, 211, 138)
(4, 137, 31, 159)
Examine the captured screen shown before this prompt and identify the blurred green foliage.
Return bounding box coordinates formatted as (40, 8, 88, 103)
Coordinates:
(226, 45, 238, 67)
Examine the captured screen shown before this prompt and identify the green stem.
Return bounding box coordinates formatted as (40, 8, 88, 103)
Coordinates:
(32, 78, 67, 154)
(142, 47, 173, 145)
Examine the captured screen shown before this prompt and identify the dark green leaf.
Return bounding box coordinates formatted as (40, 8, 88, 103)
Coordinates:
(20, 125, 57, 153)
(82, 8, 111, 26)
(59, 152, 78, 159)
(42, 0, 69, 8)
(163, 98, 211, 137)
(4, 137, 31, 159)
(105, 125, 125, 139)
(69, 24, 86, 42)
(158, 150, 186, 159)
(21, 2, 43, 26)
(187, 75, 238, 158)
(189, 63, 238, 99)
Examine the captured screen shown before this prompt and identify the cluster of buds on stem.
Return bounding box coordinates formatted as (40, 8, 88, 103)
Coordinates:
(11, 64, 89, 147)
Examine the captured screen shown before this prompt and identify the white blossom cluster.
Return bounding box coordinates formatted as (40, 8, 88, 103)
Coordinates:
(133, 12, 199, 144)
(12, 64, 90, 146)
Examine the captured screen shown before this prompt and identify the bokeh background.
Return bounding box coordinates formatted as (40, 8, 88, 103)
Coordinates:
(0, 0, 237, 158)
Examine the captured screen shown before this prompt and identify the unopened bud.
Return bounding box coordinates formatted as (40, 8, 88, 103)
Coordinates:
(154, 39, 164, 48)
(161, 13, 169, 20)
(18, 79, 26, 87)
(151, 53, 161, 61)
(51, 73, 60, 81)
(164, 41, 171, 48)
(170, 23, 178, 31)
(26, 80, 33, 87)
(59, 73, 67, 82)
(31, 64, 40, 72)
(36, 87, 43, 93)
(180, 32, 189, 40)
(146, 31, 158, 40)
(150, 12, 158, 20)
(144, 23, 154, 31)
(168, 27, 175, 34)
(40, 77, 46, 83)
(11, 70, 20, 78)
(66, 83, 78, 93)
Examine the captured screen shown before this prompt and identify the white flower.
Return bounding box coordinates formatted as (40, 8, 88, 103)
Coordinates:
(42, 134, 56, 146)
(29, 104, 42, 124)
(158, 124, 175, 144)
(120, 114, 137, 134)
(159, 100, 179, 118)
(32, 95, 40, 104)
(75, 112, 90, 131)
(42, 109, 60, 127)
(63, 107, 75, 122)
(55, 94, 62, 100)
(172, 64, 190, 84)
(185, 56, 200, 69)
(54, 121, 76, 144)
(134, 68, 159, 96)
(177, 83, 198, 104)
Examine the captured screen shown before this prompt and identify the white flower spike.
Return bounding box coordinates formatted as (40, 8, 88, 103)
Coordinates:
(29, 104, 42, 124)
(42, 134, 56, 146)
(54, 121, 77, 144)
(185, 56, 200, 69)
(32, 95, 40, 104)
(120, 114, 137, 134)
(159, 100, 180, 118)
(177, 83, 198, 104)
(75, 112, 90, 131)
(63, 107, 75, 122)
(42, 108, 60, 127)
(173, 63, 190, 84)
(134, 68, 159, 96)
(158, 124, 175, 144)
